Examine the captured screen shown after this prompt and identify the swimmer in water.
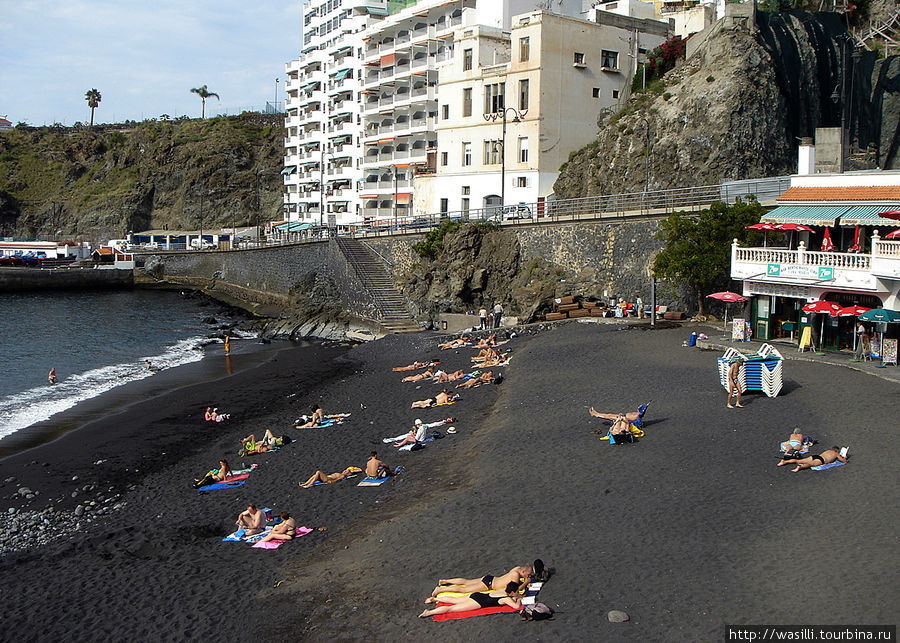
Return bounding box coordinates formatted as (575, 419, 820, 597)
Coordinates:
(48, 368, 57, 385)
(145, 360, 153, 370)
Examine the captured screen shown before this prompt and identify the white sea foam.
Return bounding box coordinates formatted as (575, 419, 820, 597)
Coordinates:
(0, 336, 207, 440)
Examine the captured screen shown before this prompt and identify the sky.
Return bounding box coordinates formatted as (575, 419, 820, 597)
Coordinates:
(0, 1, 304, 126)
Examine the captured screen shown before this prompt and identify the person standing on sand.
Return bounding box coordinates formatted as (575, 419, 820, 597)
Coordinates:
(429, 565, 532, 598)
(726, 357, 744, 408)
(479, 306, 487, 329)
(419, 582, 523, 618)
(493, 302, 503, 328)
(48, 368, 57, 385)
(235, 504, 266, 535)
(777, 446, 847, 472)
(260, 512, 296, 542)
(224, 333, 231, 355)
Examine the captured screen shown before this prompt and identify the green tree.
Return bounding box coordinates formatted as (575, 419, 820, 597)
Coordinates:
(652, 198, 765, 315)
(190, 85, 220, 118)
(85, 88, 102, 127)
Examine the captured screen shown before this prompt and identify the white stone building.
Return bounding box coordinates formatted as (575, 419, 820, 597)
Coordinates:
(415, 9, 670, 217)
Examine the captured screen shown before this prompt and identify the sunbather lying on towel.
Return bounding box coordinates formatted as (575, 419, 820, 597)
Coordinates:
(434, 369, 466, 383)
(235, 503, 267, 536)
(473, 333, 497, 348)
(474, 355, 509, 368)
(429, 564, 533, 598)
(472, 346, 501, 362)
(456, 371, 493, 389)
(438, 336, 472, 350)
(777, 446, 847, 472)
(299, 467, 358, 488)
(589, 406, 641, 423)
(295, 405, 325, 428)
(401, 369, 435, 383)
(193, 459, 233, 488)
(411, 389, 457, 408)
(393, 360, 440, 372)
(780, 428, 814, 456)
(240, 430, 287, 455)
(366, 451, 397, 478)
(419, 582, 523, 618)
(259, 512, 296, 542)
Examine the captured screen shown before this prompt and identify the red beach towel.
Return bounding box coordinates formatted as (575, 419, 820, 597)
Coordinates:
(432, 604, 519, 621)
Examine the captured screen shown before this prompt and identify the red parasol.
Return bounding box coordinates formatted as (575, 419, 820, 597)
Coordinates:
(746, 223, 778, 230)
(821, 227, 834, 252)
(802, 300, 842, 352)
(835, 305, 871, 317)
(848, 224, 861, 252)
(876, 209, 900, 221)
(886, 229, 900, 240)
(774, 223, 815, 232)
(707, 292, 747, 332)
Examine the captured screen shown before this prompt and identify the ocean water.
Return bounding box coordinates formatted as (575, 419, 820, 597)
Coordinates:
(0, 290, 219, 441)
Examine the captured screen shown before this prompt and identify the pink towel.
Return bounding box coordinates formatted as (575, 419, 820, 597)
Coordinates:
(251, 527, 313, 549)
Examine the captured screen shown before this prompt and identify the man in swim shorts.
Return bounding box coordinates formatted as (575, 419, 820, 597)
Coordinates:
(430, 564, 533, 598)
(235, 504, 266, 535)
(411, 389, 455, 408)
(366, 451, 396, 479)
(776, 446, 847, 472)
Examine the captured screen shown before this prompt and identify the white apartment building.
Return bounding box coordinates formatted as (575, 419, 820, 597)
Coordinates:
(356, 0, 586, 224)
(283, 1, 386, 226)
(416, 9, 670, 216)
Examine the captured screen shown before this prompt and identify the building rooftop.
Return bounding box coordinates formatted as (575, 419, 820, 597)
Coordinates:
(778, 186, 900, 202)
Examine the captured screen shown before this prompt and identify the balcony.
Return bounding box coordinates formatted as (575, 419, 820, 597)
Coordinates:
(731, 238, 900, 293)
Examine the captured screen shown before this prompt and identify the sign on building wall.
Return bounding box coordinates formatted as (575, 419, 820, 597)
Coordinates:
(766, 264, 834, 280)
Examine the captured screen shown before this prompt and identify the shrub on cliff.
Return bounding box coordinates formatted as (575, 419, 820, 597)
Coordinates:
(652, 198, 765, 315)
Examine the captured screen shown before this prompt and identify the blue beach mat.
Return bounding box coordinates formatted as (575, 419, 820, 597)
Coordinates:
(357, 466, 403, 486)
(199, 477, 248, 492)
(812, 461, 847, 471)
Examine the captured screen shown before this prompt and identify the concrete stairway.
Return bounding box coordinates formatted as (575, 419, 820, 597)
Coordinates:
(334, 237, 420, 334)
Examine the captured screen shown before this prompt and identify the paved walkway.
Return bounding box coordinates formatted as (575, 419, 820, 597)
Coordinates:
(693, 324, 900, 384)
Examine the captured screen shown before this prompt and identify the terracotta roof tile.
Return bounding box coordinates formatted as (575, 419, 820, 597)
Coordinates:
(778, 186, 900, 202)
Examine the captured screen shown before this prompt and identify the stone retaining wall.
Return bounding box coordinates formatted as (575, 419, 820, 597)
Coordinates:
(0, 267, 133, 292)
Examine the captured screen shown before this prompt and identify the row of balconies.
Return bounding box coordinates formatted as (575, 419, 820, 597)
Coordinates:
(361, 86, 437, 113)
(363, 58, 431, 87)
(361, 147, 428, 167)
(362, 116, 433, 140)
(363, 15, 463, 58)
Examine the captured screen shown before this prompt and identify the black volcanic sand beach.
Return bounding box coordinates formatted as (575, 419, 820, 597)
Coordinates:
(0, 322, 897, 641)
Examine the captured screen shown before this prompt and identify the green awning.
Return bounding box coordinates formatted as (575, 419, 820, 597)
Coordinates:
(332, 68, 352, 81)
(301, 81, 320, 92)
(281, 166, 297, 175)
(762, 206, 842, 226)
(838, 205, 900, 226)
(367, 7, 389, 16)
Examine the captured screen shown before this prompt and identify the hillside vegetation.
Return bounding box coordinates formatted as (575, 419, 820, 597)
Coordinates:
(0, 114, 284, 240)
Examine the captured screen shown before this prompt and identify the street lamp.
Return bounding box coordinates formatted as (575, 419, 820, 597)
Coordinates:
(483, 107, 527, 213)
(274, 78, 279, 113)
(639, 118, 651, 193)
(830, 35, 861, 173)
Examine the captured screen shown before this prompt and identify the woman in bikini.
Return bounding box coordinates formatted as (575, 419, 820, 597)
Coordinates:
(419, 581, 522, 618)
(295, 405, 324, 428)
(411, 389, 455, 408)
(401, 369, 434, 383)
(193, 459, 233, 488)
(779, 429, 806, 455)
(777, 446, 847, 472)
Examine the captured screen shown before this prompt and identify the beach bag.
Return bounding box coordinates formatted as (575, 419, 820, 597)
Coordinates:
(492, 372, 504, 385)
(429, 429, 444, 440)
(532, 559, 549, 583)
(521, 603, 553, 621)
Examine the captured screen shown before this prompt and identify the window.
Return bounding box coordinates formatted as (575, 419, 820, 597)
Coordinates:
(462, 88, 472, 117)
(441, 151, 448, 166)
(483, 83, 505, 114)
(592, 87, 600, 98)
(440, 198, 449, 214)
(518, 137, 528, 163)
(461, 198, 470, 214)
(463, 48, 473, 71)
(461, 185, 470, 195)
(515, 177, 527, 188)
(462, 142, 472, 166)
(612, 89, 620, 99)
(519, 37, 530, 62)
(442, 104, 449, 120)
(601, 50, 618, 69)
(573, 52, 585, 66)
(483, 139, 501, 165)
(519, 79, 529, 111)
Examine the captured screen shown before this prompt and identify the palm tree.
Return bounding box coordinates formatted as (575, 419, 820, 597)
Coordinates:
(190, 85, 220, 118)
(85, 89, 101, 127)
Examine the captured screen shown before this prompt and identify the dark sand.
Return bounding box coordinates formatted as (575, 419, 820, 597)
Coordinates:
(0, 322, 897, 641)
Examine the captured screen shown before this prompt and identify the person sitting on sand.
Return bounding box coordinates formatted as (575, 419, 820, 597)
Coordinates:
(401, 369, 435, 383)
(473, 334, 497, 348)
(777, 446, 848, 472)
(366, 451, 396, 479)
(205, 407, 214, 421)
(235, 503, 266, 536)
(299, 467, 358, 488)
(429, 564, 533, 599)
(434, 369, 466, 383)
(391, 419, 427, 448)
(48, 368, 57, 385)
(259, 512, 296, 542)
(240, 430, 288, 456)
(411, 389, 457, 408)
(456, 371, 493, 389)
(726, 357, 744, 409)
(194, 459, 233, 488)
(420, 581, 522, 618)
(295, 405, 324, 428)
(393, 360, 440, 372)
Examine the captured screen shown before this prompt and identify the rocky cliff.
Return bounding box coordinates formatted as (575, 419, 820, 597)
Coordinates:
(0, 114, 284, 239)
(554, 11, 900, 198)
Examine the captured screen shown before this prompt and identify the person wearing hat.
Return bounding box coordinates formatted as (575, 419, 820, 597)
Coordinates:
(390, 419, 428, 448)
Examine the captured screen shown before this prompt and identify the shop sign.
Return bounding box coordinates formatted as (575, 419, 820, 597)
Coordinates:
(765, 263, 830, 281)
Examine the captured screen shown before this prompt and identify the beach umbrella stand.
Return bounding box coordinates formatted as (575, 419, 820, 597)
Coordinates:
(857, 308, 900, 367)
(801, 301, 842, 355)
(707, 291, 748, 339)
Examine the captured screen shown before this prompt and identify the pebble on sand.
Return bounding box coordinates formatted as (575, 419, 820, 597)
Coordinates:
(608, 610, 630, 623)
